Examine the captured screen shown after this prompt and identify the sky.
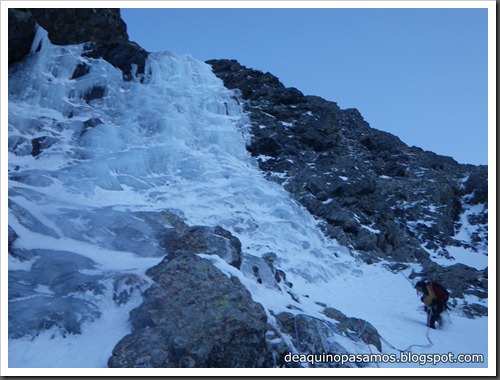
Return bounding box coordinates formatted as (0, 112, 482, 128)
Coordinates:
(121, 5, 490, 166)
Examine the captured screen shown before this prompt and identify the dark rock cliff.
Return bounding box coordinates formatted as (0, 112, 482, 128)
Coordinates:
(8, 9, 36, 64)
(8, 8, 148, 79)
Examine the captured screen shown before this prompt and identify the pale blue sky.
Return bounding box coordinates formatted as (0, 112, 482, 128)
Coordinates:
(121, 7, 489, 165)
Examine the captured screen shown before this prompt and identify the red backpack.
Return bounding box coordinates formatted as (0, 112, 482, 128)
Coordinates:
(430, 281, 449, 305)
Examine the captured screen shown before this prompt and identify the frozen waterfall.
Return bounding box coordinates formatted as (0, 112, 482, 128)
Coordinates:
(8, 26, 350, 367)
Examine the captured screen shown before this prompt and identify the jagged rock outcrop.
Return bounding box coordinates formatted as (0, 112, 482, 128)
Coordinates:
(8, 8, 148, 79)
(273, 310, 378, 368)
(108, 247, 270, 368)
(322, 307, 381, 351)
(161, 225, 243, 269)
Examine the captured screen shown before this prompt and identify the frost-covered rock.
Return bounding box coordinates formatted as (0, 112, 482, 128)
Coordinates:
(8, 249, 104, 338)
(161, 225, 243, 269)
(273, 311, 373, 368)
(323, 307, 381, 351)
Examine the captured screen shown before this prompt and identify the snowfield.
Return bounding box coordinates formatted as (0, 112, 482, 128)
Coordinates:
(3, 26, 493, 375)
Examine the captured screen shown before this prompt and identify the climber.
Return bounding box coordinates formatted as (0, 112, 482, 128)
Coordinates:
(414, 279, 449, 329)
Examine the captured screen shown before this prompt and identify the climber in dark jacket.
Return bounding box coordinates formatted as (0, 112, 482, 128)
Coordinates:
(414, 279, 448, 329)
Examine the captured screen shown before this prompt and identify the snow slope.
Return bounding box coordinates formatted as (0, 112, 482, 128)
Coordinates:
(4, 27, 492, 375)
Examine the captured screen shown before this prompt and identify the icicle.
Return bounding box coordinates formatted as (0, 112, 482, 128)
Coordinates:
(30, 24, 50, 54)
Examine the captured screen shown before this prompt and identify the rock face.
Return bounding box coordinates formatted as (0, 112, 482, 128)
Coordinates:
(322, 307, 381, 351)
(108, 247, 270, 367)
(8, 8, 148, 79)
(8, 9, 36, 64)
(29, 8, 128, 45)
(161, 225, 243, 269)
(273, 310, 380, 368)
(207, 59, 488, 305)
